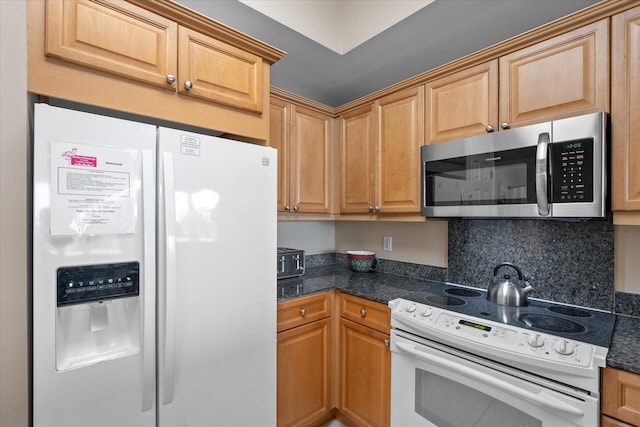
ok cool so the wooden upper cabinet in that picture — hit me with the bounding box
[612,5,640,213]
[499,19,609,128]
[290,105,332,214]
[341,104,376,213]
[339,86,423,214]
[178,26,263,112]
[33,0,284,139]
[45,0,263,113]
[375,86,424,213]
[270,94,334,215]
[425,60,498,144]
[45,0,178,90]
[270,97,291,212]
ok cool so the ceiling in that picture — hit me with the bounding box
[237,0,435,55]
[176,0,600,108]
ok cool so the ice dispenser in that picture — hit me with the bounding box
[55,262,141,371]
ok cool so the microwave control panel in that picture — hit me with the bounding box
[56,261,139,306]
[551,138,593,203]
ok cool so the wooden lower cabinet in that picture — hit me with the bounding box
[277,318,332,427]
[277,292,333,427]
[339,318,390,427]
[277,291,391,427]
[338,293,391,427]
[602,367,640,427]
[602,415,635,427]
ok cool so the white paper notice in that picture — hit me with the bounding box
[50,141,137,235]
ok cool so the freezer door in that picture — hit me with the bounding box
[33,104,156,427]
[157,128,277,426]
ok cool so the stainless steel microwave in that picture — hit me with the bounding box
[421,112,607,218]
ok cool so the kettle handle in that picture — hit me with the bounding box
[494,262,523,280]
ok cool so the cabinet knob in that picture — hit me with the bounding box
[486,125,494,132]
[374,206,380,212]
[368,206,374,212]
[300,308,306,316]
[284,205,291,211]
[293,206,299,212]
[166,74,176,84]
[360,308,367,317]
[184,80,193,90]
[501,122,510,130]
[384,339,390,346]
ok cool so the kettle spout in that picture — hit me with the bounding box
[523,280,534,294]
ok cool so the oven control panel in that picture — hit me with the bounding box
[390,299,596,369]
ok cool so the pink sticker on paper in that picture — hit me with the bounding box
[70,155,97,167]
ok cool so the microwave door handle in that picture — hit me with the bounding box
[536,133,550,216]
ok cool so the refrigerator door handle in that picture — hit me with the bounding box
[141,150,155,412]
[161,152,178,405]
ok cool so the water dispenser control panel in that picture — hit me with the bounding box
[57,261,140,306]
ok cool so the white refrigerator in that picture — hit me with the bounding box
[33,104,277,427]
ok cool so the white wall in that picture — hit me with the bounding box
[278,220,448,267]
[615,226,640,293]
[335,221,447,267]
[0,1,29,426]
[277,221,336,254]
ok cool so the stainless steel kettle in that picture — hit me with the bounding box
[486,262,533,306]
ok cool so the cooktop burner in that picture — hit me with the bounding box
[424,295,465,306]
[399,284,615,348]
[546,305,593,317]
[518,313,586,334]
[444,287,482,297]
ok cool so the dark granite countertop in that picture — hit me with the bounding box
[278,265,640,375]
[606,315,640,374]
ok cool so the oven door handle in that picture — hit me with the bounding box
[395,341,584,418]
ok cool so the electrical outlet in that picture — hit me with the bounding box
[383,236,392,251]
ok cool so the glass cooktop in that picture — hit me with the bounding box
[400,285,615,348]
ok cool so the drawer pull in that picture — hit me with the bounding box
[300,308,306,316]
[360,308,367,317]
[384,339,390,346]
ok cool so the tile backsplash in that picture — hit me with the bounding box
[301,218,636,314]
[447,219,615,311]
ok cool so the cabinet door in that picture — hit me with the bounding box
[339,318,390,427]
[45,0,177,90]
[178,26,263,112]
[290,106,332,213]
[376,86,424,213]
[602,367,640,426]
[612,6,640,211]
[499,19,609,128]
[425,60,498,144]
[277,318,332,427]
[601,415,635,427]
[270,98,291,212]
[341,104,376,213]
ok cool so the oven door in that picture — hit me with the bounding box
[390,330,598,427]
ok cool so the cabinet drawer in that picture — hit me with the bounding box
[339,293,390,334]
[603,367,640,426]
[278,292,332,332]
